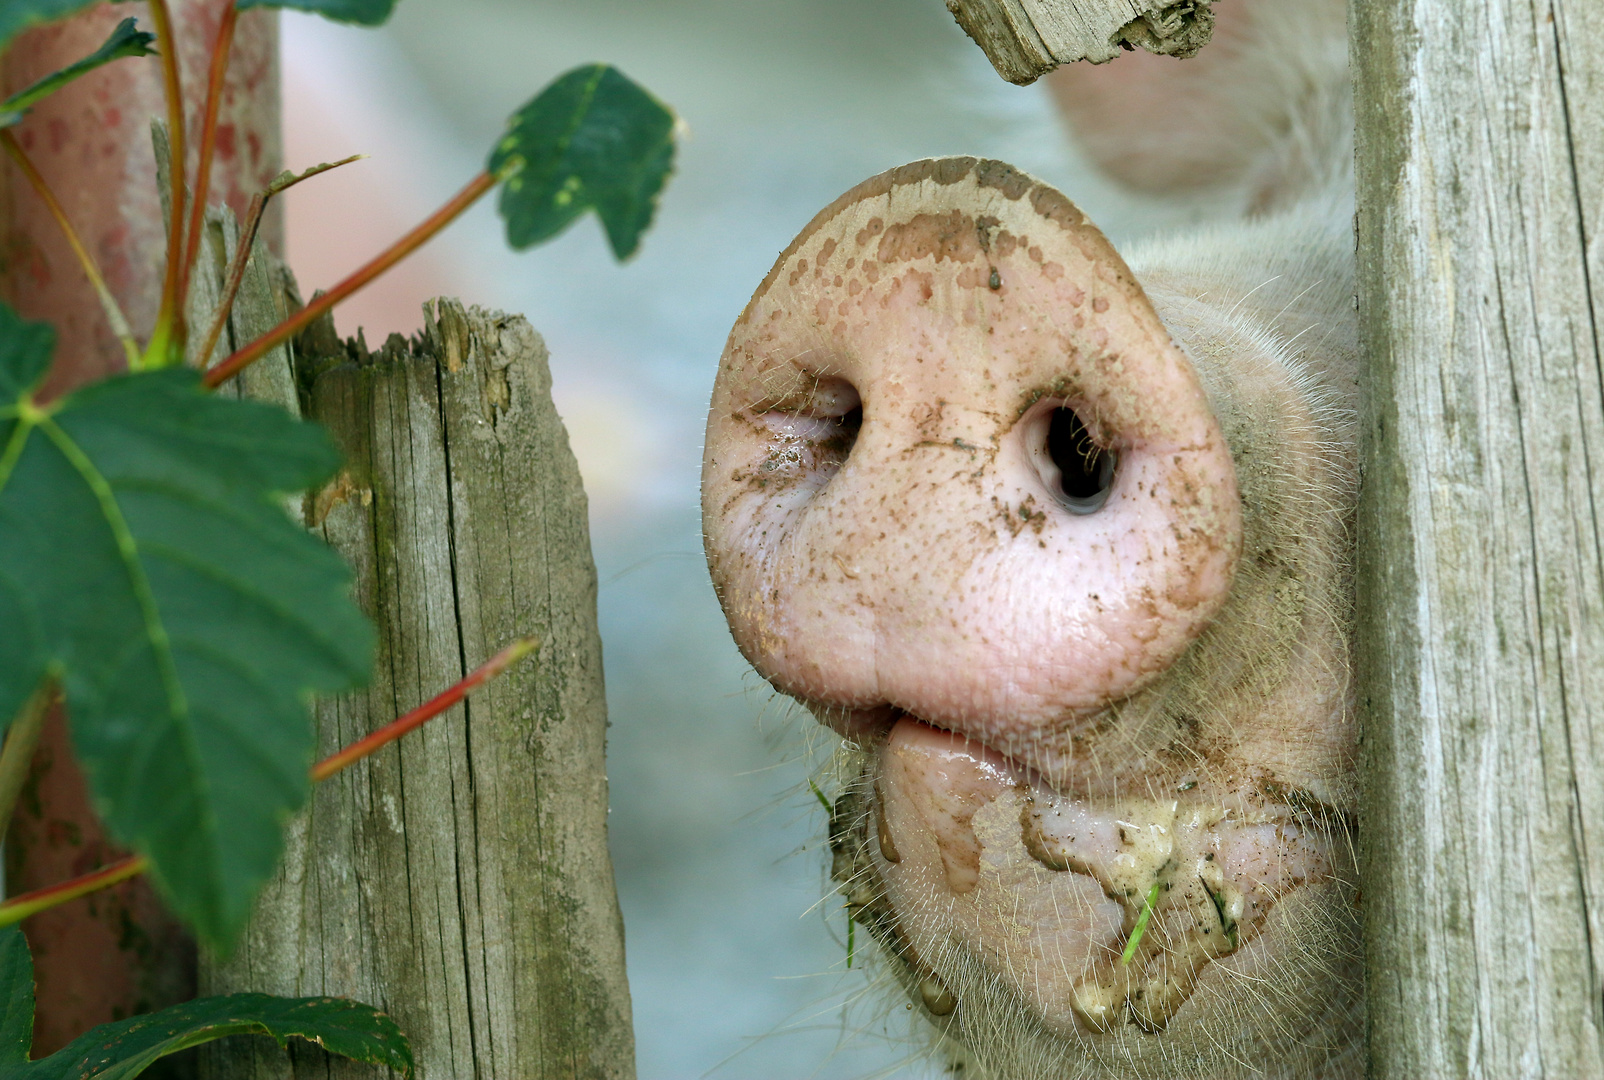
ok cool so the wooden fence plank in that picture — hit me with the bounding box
[1353,1,1604,1074]
[202,301,635,1080]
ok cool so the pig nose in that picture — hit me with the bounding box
[1027,400,1118,514]
[703,158,1242,751]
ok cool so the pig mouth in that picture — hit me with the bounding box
[823,710,1349,1041]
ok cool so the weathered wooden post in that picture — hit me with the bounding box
[945,0,1216,82]
[1352,2,1604,1076]
[200,297,635,1079]
[8,6,638,1072]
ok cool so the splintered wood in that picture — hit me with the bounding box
[946,0,1215,83]
[202,300,635,1080]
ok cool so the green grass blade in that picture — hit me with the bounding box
[1121,880,1163,965]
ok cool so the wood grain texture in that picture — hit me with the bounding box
[200,301,634,1079]
[1353,1,1604,1075]
[946,0,1215,83]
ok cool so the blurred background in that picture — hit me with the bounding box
[278,4,1199,1076]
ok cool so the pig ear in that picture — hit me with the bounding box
[1043,0,1349,212]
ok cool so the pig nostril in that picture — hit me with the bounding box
[807,401,861,463]
[839,404,863,440]
[757,378,862,484]
[1046,407,1116,513]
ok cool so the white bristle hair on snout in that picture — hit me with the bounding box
[705,0,1365,1076]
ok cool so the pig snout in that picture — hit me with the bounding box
[704,158,1360,1079]
[704,158,1241,759]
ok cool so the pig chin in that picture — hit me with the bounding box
[823,717,1355,1065]
[813,652,1359,1078]
[704,158,1361,1078]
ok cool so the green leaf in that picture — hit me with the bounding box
[34,996,414,1080]
[489,63,677,261]
[0,314,53,730]
[0,303,373,950]
[0,0,98,53]
[0,18,156,128]
[234,0,397,25]
[0,930,32,1070]
[0,924,413,1079]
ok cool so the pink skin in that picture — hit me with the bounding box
[876,719,1335,1037]
[704,157,1357,1071]
[705,160,1241,771]
[1044,3,1272,196]
[1044,0,1349,215]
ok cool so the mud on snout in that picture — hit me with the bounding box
[702,158,1361,1080]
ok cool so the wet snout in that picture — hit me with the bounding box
[703,158,1242,758]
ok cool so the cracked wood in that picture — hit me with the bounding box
[201,300,634,1080]
[946,0,1216,82]
[1354,1,1604,1076]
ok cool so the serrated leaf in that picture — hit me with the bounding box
[489,63,676,260]
[0,0,99,53]
[0,18,156,128]
[0,925,413,1079]
[33,995,414,1080]
[0,303,373,950]
[235,0,396,25]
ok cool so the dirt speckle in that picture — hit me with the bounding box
[877,210,987,265]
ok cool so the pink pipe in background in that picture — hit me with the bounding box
[0,0,280,1059]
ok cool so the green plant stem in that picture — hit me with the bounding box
[203,168,502,389]
[144,0,188,370]
[0,130,140,368]
[179,3,238,313]
[0,678,55,840]
[0,638,538,926]
[312,637,537,782]
[195,154,365,369]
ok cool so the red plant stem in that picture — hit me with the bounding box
[204,169,499,388]
[145,0,189,365]
[0,638,537,927]
[312,637,538,782]
[196,154,365,369]
[0,130,139,367]
[180,3,238,309]
[0,855,148,928]
[193,190,265,367]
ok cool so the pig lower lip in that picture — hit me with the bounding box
[710,154,1364,1073]
[855,717,1338,1037]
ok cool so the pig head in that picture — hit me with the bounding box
[702,8,1359,1078]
